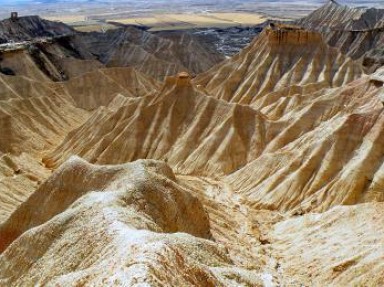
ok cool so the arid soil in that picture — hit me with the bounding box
[0,1,384,286]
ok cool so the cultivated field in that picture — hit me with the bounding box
[42,11,268,32]
[109,12,267,31]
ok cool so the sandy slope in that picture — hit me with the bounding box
[1,4,384,286]
[195,27,363,107]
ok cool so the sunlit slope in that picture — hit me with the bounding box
[0,157,266,287]
[44,73,270,177]
[195,27,363,107]
[227,76,384,213]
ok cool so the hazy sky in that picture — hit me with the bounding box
[0,0,383,23]
[0,0,382,6]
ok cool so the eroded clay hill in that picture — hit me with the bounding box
[76,26,225,80]
[0,16,74,43]
[296,1,384,72]
[43,73,269,176]
[0,17,224,82]
[1,5,384,287]
[296,1,384,31]
[195,26,363,107]
[0,157,267,286]
[0,66,159,222]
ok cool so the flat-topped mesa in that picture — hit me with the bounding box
[266,24,323,45]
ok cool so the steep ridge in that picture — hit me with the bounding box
[0,40,102,82]
[43,73,271,177]
[0,64,161,221]
[295,1,384,72]
[0,74,88,155]
[324,26,384,72]
[195,26,363,107]
[0,73,90,221]
[57,67,160,110]
[0,50,53,81]
[0,18,224,82]
[0,157,266,286]
[76,26,225,80]
[0,153,50,223]
[0,16,74,43]
[28,37,103,80]
[1,4,384,286]
[44,69,384,214]
[296,1,384,32]
[227,75,384,213]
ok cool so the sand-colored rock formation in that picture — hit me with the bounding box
[0,65,163,222]
[76,26,225,80]
[0,16,74,43]
[0,157,267,287]
[0,153,50,223]
[0,73,90,222]
[270,202,384,286]
[1,4,384,286]
[43,72,269,176]
[58,67,160,110]
[296,1,384,32]
[195,27,363,107]
[0,80,84,154]
[295,1,384,73]
[227,76,384,213]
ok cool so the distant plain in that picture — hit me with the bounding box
[1,0,384,32]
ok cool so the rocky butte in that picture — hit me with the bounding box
[0,1,384,286]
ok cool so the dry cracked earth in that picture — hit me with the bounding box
[0,1,384,286]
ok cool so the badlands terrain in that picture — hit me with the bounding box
[1,1,384,286]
